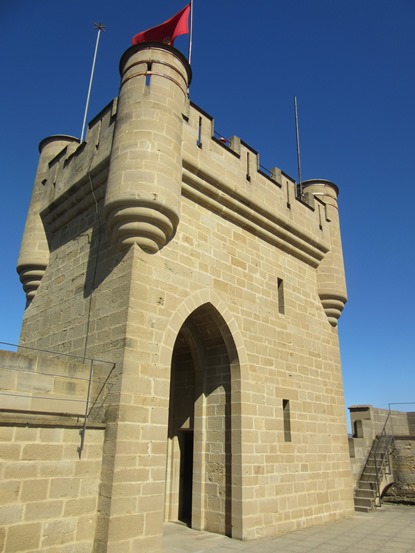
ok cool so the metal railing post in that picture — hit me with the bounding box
[78,359,94,458]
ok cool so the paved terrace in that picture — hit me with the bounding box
[164,505,415,553]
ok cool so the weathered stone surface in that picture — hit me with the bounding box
[384,439,415,504]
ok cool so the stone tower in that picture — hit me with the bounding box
[5,42,354,552]
[17,135,79,302]
[105,44,190,253]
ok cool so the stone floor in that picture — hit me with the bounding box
[163,505,415,552]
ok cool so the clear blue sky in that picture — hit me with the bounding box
[1,0,414,419]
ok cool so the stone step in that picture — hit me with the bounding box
[354,496,374,510]
[366,458,387,467]
[361,471,376,479]
[355,488,376,499]
[368,449,389,459]
[355,505,372,513]
[358,481,376,491]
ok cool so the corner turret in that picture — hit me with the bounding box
[303,179,347,327]
[104,43,191,253]
[16,135,79,302]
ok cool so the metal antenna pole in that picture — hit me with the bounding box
[294,96,303,198]
[188,1,193,66]
[80,22,106,143]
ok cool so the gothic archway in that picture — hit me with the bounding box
[164,302,240,537]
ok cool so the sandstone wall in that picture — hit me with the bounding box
[15,133,354,547]
[384,438,415,504]
[0,349,110,553]
[0,422,105,553]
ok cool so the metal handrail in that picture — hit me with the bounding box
[0,341,114,367]
[79,360,94,458]
[388,402,415,437]
[213,130,230,147]
[0,342,115,457]
[373,412,393,506]
[0,364,105,384]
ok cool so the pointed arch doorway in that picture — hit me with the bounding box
[164,303,241,538]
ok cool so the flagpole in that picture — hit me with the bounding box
[294,96,303,198]
[188,1,193,65]
[80,22,106,143]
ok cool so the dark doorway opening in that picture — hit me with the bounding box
[179,431,194,525]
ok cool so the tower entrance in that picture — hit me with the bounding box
[179,430,194,525]
[165,303,237,537]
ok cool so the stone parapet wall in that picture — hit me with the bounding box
[0,349,109,552]
[349,405,413,442]
[371,407,412,437]
[40,100,116,219]
[182,102,330,269]
[0,419,105,553]
[0,349,114,422]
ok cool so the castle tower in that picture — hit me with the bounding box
[6,41,355,553]
[16,135,79,301]
[104,43,191,253]
[303,179,348,326]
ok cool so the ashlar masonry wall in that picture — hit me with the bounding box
[0,350,107,553]
[0,423,105,553]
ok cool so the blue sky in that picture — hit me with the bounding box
[1,0,414,419]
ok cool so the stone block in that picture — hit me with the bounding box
[39,427,64,443]
[21,444,63,461]
[108,514,144,541]
[61,542,92,553]
[0,443,21,460]
[39,461,74,478]
[5,522,42,552]
[21,478,49,502]
[74,460,103,477]
[79,477,100,497]
[64,497,97,517]
[4,461,39,479]
[41,518,77,547]
[25,500,64,521]
[49,477,80,499]
[75,514,97,541]
[0,426,14,441]
[0,504,24,525]
[0,480,20,502]
[14,426,39,442]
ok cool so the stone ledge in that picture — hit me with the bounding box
[0,410,106,429]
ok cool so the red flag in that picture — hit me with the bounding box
[132,4,191,46]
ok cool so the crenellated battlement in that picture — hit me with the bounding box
[182,100,332,267]
[37,90,330,265]
[43,96,299,221]
[40,99,117,227]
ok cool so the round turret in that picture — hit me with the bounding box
[302,179,347,327]
[17,135,79,303]
[104,43,192,253]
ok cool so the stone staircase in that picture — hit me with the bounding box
[354,435,394,512]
